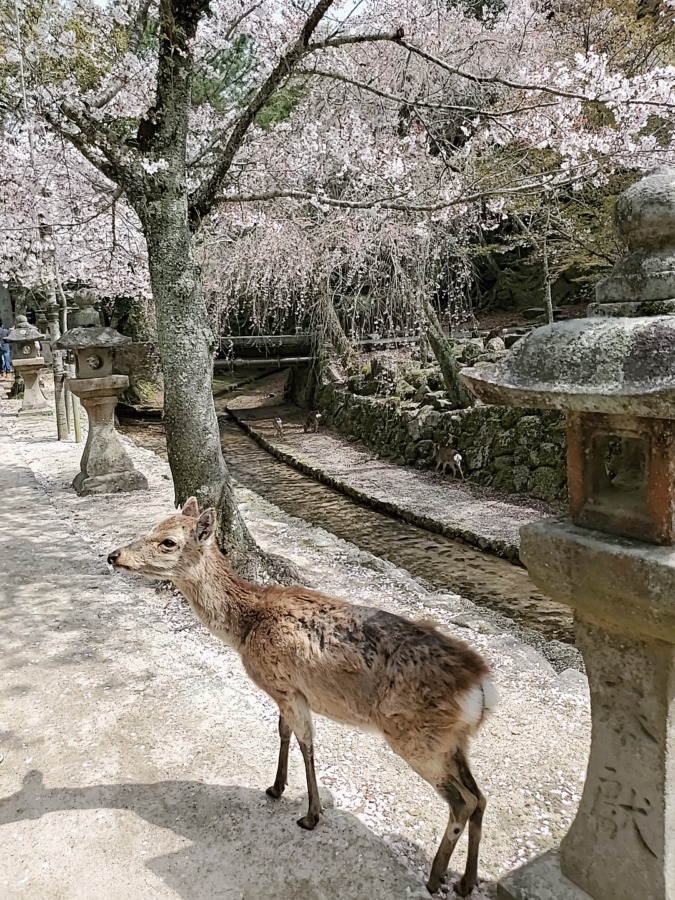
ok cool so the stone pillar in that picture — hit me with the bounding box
[71,375,147,494]
[56,326,148,496]
[588,168,675,318]
[459,169,675,900]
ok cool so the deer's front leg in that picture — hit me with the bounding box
[266,714,292,800]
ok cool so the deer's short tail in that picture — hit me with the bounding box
[457,676,499,731]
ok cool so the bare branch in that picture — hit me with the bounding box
[296,66,560,119]
[42,108,121,184]
[306,28,404,52]
[188,4,406,227]
[218,179,583,212]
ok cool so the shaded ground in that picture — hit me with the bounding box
[1,394,590,899]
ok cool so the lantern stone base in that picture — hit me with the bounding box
[73,470,148,496]
[498,851,591,900]
[13,360,51,416]
[70,375,148,496]
[517,518,675,900]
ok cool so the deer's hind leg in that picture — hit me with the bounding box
[455,751,486,897]
[426,752,482,896]
[266,714,292,800]
[280,693,322,831]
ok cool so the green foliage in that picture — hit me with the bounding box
[452,0,506,20]
[255,83,305,131]
[192,33,257,112]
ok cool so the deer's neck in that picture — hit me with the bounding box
[173,550,257,650]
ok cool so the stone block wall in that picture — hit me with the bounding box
[316,382,567,504]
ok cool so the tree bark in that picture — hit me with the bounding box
[129,1,296,582]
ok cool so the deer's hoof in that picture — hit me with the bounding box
[266,784,283,800]
[296,813,320,830]
[455,876,476,897]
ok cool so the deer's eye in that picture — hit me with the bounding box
[160,539,178,550]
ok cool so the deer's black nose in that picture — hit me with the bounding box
[107,549,121,565]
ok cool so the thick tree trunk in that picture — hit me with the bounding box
[123,1,300,583]
[143,209,297,582]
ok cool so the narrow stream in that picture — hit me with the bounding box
[120,410,573,645]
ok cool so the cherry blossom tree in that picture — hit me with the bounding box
[1,0,673,574]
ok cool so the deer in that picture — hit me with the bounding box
[303,411,321,434]
[272,417,285,438]
[435,446,465,480]
[107,499,497,896]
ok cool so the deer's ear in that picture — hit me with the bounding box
[195,508,216,544]
[181,497,200,518]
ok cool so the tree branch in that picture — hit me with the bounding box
[218,178,583,212]
[89,0,154,109]
[306,28,404,52]
[296,66,559,119]
[399,38,675,109]
[188,0,339,227]
[42,108,121,184]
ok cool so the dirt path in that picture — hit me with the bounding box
[0,402,590,899]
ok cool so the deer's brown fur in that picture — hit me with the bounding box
[435,446,464,480]
[108,498,497,895]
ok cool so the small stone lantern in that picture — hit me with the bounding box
[460,172,675,900]
[7,315,52,416]
[56,326,148,495]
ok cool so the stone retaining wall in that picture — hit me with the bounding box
[316,382,568,504]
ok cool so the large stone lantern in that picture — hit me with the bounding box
[7,315,51,416]
[461,334,675,895]
[56,326,148,495]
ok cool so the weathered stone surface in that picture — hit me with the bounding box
[461,316,675,418]
[560,622,675,900]
[593,169,675,308]
[498,850,593,900]
[12,360,51,416]
[317,381,566,504]
[484,170,675,900]
[528,467,565,502]
[68,367,148,496]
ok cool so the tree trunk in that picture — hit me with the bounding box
[419,296,474,409]
[143,207,298,582]
[125,1,298,583]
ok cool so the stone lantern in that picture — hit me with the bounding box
[588,168,675,318]
[460,172,675,900]
[56,326,148,495]
[7,315,51,416]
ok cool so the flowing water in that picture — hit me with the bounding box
[120,410,573,645]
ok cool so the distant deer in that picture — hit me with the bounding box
[435,446,465,480]
[272,417,284,438]
[303,411,321,434]
[108,499,497,896]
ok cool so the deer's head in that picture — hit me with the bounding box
[107,498,216,582]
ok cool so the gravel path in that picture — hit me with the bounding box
[0,398,590,899]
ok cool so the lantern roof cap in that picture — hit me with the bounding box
[56,326,130,351]
[7,315,46,342]
[460,316,675,417]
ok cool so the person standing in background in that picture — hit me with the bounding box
[0,319,11,377]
